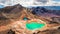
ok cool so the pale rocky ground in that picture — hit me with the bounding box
[0,19,60,34]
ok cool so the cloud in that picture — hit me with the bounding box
[0,0,60,7]
[35,0,48,3]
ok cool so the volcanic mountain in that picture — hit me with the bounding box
[0,4,60,34]
[0,4,44,34]
[30,7,60,24]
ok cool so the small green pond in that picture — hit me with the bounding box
[26,22,45,30]
[23,17,28,20]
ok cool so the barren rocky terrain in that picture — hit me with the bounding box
[0,4,60,34]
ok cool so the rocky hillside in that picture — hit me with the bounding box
[31,6,60,16]
[30,7,60,24]
[0,4,25,26]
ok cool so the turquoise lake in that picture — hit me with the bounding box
[26,22,45,30]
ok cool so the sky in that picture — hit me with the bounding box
[53,0,60,2]
[0,0,60,7]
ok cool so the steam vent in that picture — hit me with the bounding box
[0,4,60,34]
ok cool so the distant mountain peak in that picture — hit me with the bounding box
[14,4,22,6]
[14,4,23,8]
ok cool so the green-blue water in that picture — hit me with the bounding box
[23,17,28,20]
[26,22,45,30]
